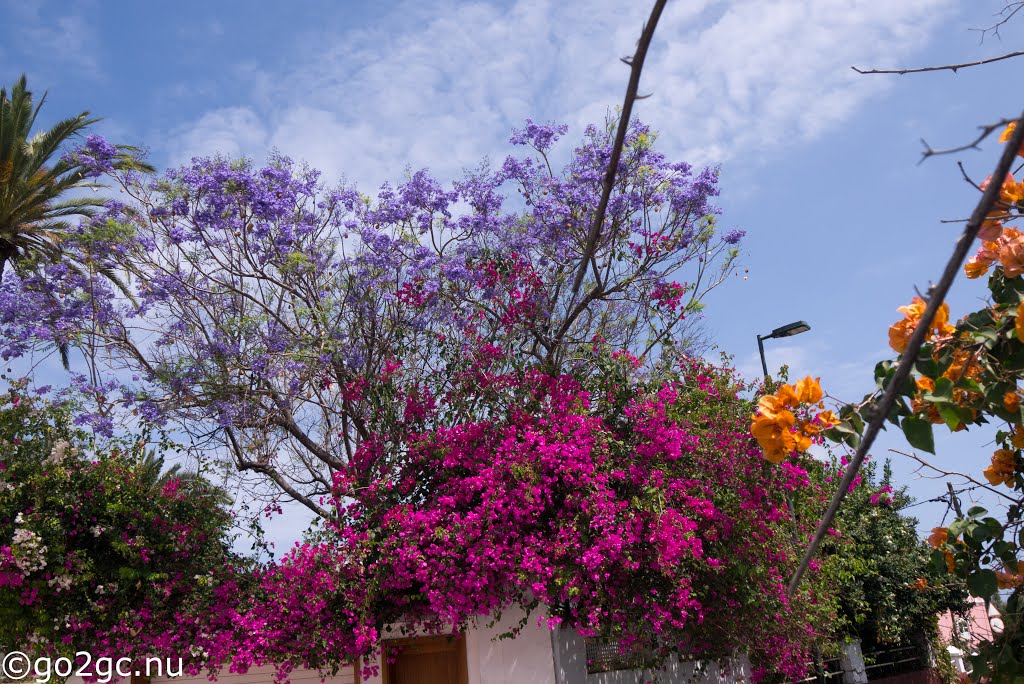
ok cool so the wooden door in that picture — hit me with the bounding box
[383,635,468,684]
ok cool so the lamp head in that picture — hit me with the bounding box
[768,321,810,339]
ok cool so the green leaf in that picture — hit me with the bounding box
[966,569,998,599]
[966,506,989,518]
[936,403,962,430]
[901,416,935,453]
[874,361,893,390]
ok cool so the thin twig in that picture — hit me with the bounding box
[852,51,1024,75]
[892,448,1021,505]
[919,119,1015,164]
[971,1,1024,42]
[566,0,668,305]
[786,108,1024,598]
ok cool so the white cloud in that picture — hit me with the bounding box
[171,0,955,189]
[169,107,268,167]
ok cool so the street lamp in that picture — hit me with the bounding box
[757,320,811,379]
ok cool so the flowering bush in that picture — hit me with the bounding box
[217,359,832,681]
[0,383,243,660]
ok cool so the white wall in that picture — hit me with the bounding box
[360,605,555,684]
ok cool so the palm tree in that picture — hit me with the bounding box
[134,448,234,508]
[0,74,152,276]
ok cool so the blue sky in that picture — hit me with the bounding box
[4,0,1024,550]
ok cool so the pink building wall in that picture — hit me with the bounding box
[938,596,994,649]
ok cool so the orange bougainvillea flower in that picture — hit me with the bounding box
[752,379,833,463]
[1001,175,1024,206]
[983,449,1017,486]
[983,172,1024,206]
[999,120,1024,158]
[1005,390,1021,414]
[998,232,1024,278]
[944,551,956,573]
[915,376,935,393]
[1012,427,1024,449]
[751,408,798,464]
[793,431,812,453]
[795,376,823,404]
[756,394,783,419]
[964,255,991,279]
[816,410,839,427]
[910,577,928,591]
[889,318,915,354]
[1016,302,1024,343]
[928,527,948,548]
[978,212,1005,241]
[911,398,944,425]
[889,298,955,353]
[995,562,1024,589]
[943,349,982,384]
[898,298,927,320]
[775,383,800,408]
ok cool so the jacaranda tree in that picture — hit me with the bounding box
[0,117,741,519]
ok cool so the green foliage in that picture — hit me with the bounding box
[0,380,241,654]
[815,458,968,650]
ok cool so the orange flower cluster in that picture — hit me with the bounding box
[927,528,958,572]
[1004,390,1021,413]
[910,348,985,427]
[911,376,943,425]
[750,377,837,464]
[995,561,1024,590]
[928,527,948,548]
[888,297,955,353]
[965,225,1024,279]
[965,169,1024,278]
[984,448,1019,486]
[999,121,1024,159]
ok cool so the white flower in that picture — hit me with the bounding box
[44,440,69,466]
[47,575,73,591]
[10,527,47,575]
[90,525,105,537]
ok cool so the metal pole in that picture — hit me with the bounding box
[757,335,769,379]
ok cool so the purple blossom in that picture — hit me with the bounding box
[62,134,119,178]
[723,229,746,244]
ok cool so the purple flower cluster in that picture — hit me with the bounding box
[62,134,119,178]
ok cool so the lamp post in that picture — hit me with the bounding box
[756,320,811,380]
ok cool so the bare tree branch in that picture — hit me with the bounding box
[852,50,1024,75]
[786,107,1024,598]
[890,448,1020,505]
[918,118,1016,164]
[566,0,668,305]
[971,1,1024,42]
